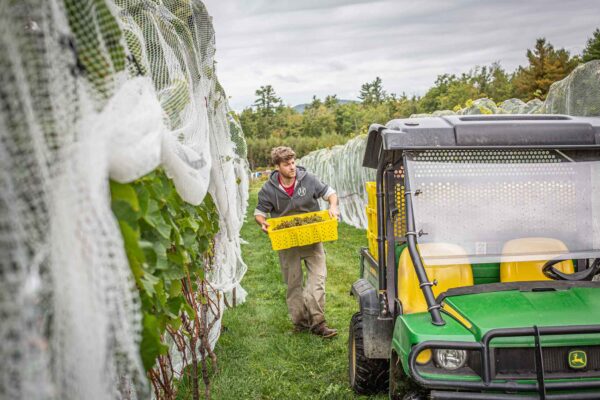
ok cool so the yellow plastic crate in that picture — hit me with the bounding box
[366,206,377,236]
[368,231,378,260]
[366,182,386,260]
[365,181,377,209]
[267,210,338,251]
[367,232,388,261]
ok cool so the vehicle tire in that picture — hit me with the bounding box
[348,312,389,394]
[389,350,428,400]
[389,349,404,400]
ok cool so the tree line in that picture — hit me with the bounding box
[241,31,600,168]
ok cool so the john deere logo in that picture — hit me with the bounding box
[568,350,587,369]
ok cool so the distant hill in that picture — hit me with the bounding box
[292,99,358,113]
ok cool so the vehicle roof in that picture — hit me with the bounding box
[363,114,600,169]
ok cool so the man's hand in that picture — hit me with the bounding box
[328,205,340,220]
[255,214,270,234]
[261,221,270,233]
[327,193,340,220]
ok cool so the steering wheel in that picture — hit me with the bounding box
[542,257,600,281]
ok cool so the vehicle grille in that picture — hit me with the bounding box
[493,346,600,379]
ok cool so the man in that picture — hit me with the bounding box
[254,146,339,338]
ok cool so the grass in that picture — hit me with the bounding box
[208,181,386,399]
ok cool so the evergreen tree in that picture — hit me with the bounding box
[392,94,421,118]
[253,85,281,115]
[306,95,322,110]
[323,94,339,109]
[358,77,387,105]
[470,65,491,94]
[248,85,284,138]
[486,62,513,101]
[512,38,580,101]
[582,28,600,62]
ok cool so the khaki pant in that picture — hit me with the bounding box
[278,242,327,329]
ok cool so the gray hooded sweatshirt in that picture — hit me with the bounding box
[254,166,335,218]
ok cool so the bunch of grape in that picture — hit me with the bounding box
[272,215,324,231]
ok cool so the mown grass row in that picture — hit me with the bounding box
[208,181,385,399]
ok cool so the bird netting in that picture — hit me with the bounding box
[543,60,600,116]
[301,61,600,230]
[299,136,375,228]
[0,0,248,399]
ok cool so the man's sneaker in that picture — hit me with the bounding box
[311,322,337,338]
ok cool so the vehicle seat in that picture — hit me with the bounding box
[398,243,473,314]
[500,238,574,282]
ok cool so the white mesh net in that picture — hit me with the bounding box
[301,61,600,230]
[1,0,248,398]
[543,60,600,116]
[299,136,375,228]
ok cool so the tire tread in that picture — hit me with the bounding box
[348,312,389,394]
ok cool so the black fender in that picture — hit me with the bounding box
[351,279,393,359]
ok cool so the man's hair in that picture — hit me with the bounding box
[271,146,296,166]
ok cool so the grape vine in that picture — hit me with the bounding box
[111,170,220,399]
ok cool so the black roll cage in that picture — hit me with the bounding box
[366,116,600,326]
[373,150,444,324]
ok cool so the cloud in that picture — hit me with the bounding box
[245,0,385,15]
[328,61,347,71]
[274,73,302,84]
[205,0,600,111]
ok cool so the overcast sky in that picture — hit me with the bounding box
[204,0,600,111]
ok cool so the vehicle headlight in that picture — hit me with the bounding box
[433,349,467,370]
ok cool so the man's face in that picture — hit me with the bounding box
[276,158,296,179]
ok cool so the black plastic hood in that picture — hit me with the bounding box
[362,115,600,169]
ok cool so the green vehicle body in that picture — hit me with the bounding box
[349,115,600,399]
[395,287,600,375]
[360,255,600,373]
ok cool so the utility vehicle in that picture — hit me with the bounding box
[348,115,600,399]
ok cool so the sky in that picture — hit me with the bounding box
[204,0,600,111]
